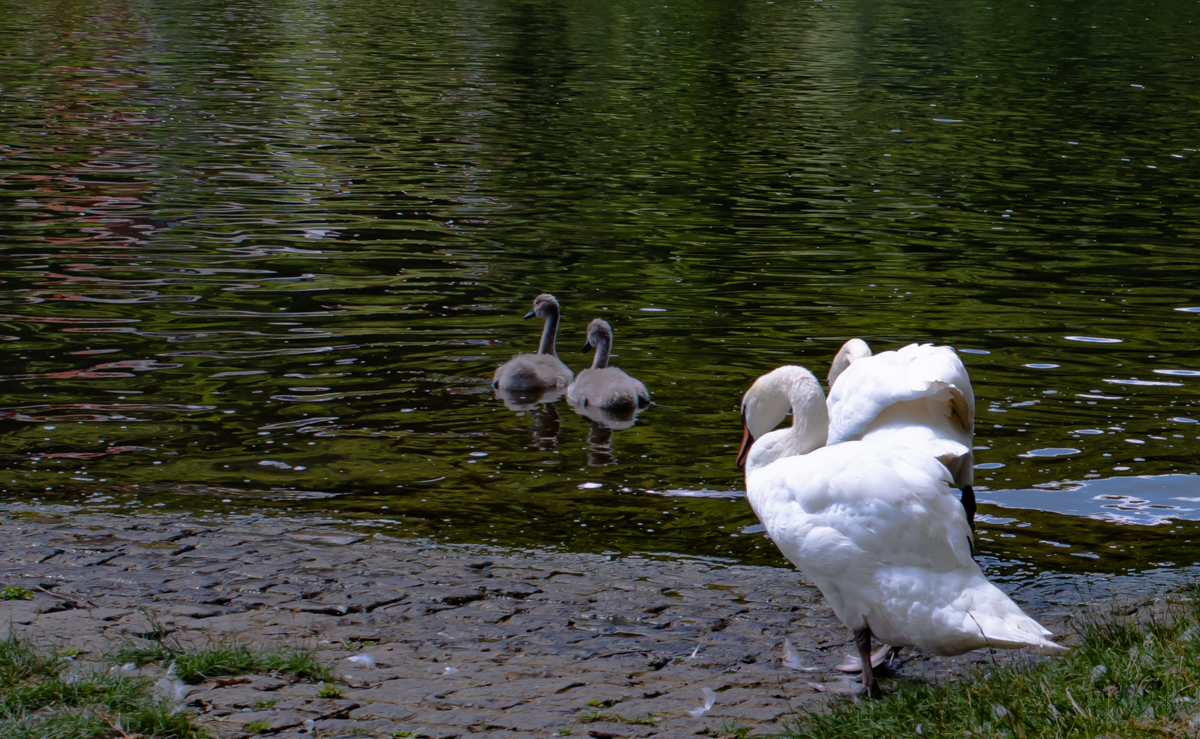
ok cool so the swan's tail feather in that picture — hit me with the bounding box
[968,609,1064,651]
[957,577,1064,652]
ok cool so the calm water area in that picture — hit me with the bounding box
[2,0,1200,592]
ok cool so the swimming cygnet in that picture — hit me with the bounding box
[493,294,574,392]
[567,319,650,413]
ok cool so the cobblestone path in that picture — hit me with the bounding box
[0,509,1066,738]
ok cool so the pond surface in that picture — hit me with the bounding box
[2,0,1200,583]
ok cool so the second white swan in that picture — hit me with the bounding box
[738,366,1059,696]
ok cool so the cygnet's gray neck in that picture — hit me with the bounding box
[537,307,560,355]
[591,337,610,369]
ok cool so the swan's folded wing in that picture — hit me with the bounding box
[858,424,974,484]
[827,344,974,445]
[754,441,975,572]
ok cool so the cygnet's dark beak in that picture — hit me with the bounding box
[735,409,753,470]
[581,339,592,352]
[523,308,537,319]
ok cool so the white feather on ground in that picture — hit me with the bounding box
[781,637,820,671]
[687,687,717,717]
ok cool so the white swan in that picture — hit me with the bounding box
[493,294,574,392]
[827,342,977,529]
[737,366,1060,696]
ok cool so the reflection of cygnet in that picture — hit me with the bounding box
[493,294,573,392]
[573,400,641,430]
[491,388,561,448]
[567,319,650,416]
[584,420,615,466]
[493,386,564,412]
[529,402,561,451]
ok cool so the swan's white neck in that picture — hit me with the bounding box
[828,338,871,388]
[740,366,828,473]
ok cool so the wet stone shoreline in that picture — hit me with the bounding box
[0,508,1069,738]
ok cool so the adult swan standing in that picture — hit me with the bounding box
[737,366,1059,697]
[493,294,574,393]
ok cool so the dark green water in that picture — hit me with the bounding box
[2,0,1200,585]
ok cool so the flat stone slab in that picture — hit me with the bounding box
[0,507,1071,738]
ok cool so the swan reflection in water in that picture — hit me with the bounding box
[494,384,648,461]
[494,387,563,450]
[572,398,648,466]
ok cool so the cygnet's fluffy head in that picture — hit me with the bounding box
[583,318,613,349]
[524,293,561,319]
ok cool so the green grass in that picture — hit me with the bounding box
[718,720,754,738]
[784,588,1200,738]
[113,640,331,684]
[316,681,343,698]
[577,710,659,725]
[1,619,335,739]
[0,634,205,739]
[110,618,331,685]
[1,586,34,601]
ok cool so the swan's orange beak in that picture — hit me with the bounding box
[735,411,752,470]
